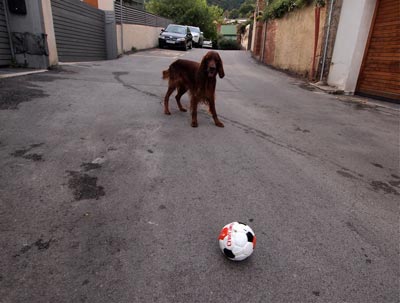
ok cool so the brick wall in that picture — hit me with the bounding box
[253,21,264,57]
[252,3,328,78]
[263,20,276,65]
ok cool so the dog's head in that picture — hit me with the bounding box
[200,51,225,79]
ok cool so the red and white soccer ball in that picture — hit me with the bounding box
[218,222,256,261]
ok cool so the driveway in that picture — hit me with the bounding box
[0,49,399,303]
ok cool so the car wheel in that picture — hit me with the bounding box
[183,42,188,51]
[189,41,192,49]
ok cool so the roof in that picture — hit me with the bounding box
[220,24,237,36]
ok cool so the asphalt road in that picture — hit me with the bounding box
[0,49,399,303]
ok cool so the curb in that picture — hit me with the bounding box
[0,69,48,79]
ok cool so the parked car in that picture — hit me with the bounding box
[188,26,204,48]
[202,39,212,49]
[159,24,193,51]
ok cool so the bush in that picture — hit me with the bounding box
[218,38,241,50]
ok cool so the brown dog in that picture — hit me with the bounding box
[162,51,225,127]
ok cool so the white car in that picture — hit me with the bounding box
[202,40,212,48]
[188,26,204,48]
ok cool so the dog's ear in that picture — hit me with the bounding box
[199,54,209,73]
[216,53,225,79]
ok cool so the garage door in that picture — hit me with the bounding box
[357,0,400,102]
[0,0,12,66]
[51,0,106,62]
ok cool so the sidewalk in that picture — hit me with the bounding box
[309,82,400,111]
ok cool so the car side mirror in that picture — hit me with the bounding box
[161,29,165,32]
[200,32,203,35]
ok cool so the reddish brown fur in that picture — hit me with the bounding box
[162,51,225,127]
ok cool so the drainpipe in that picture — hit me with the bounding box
[311,4,321,80]
[319,0,335,83]
[120,0,123,54]
[2,0,15,61]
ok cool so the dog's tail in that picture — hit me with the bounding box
[162,69,169,80]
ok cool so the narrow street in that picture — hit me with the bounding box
[0,49,399,303]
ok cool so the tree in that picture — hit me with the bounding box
[207,0,246,11]
[238,0,255,18]
[228,9,239,19]
[145,0,223,40]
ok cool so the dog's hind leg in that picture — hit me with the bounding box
[164,85,175,115]
[175,86,188,112]
[190,96,198,127]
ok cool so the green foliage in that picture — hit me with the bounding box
[225,0,255,19]
[228,8,239,19]
[217,38,241,50]
[207,0,246,11]
[237,0,256,18]
[263,0,325,21]
[145,0,223,40]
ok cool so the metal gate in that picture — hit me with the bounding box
[51,0,106,62]
[0,0,12,66]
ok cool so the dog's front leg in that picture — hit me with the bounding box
[208,97,224,127]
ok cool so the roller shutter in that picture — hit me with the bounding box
[0,0,12,66]
[357,0,400,102]
[51,0,106,62]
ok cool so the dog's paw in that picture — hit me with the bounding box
[191,121,198,128]
[164,111,171,115]
[180,108,187,112]
[215,121,224,128]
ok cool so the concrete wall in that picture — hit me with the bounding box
[6,0,49,68]
[98,0,114,11]
[116,24,163,53]
[262,4,327,77]
[240,24,250,50]
[327,0,377,94]
[83,0,114,11]
[317,0,343,82]
[250,12,257,52]
[41,0,58,66]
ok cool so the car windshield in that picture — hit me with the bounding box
[166,25,186,35]
[189,27,200,33]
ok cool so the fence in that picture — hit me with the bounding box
[114,2,172,28]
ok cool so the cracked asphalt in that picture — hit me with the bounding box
[0,49,399,303]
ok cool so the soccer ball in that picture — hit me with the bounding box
[218,222,256,261]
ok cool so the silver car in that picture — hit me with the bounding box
[188,26,204,48]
